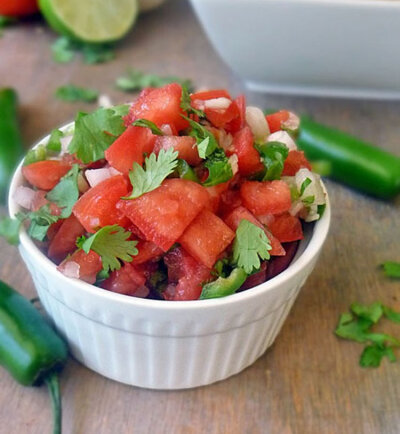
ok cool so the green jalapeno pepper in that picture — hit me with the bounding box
[0,280,68,434]
[200,267,247,300]
[0,89,24,202]
[297,117,400,199]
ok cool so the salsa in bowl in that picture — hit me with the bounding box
[8,84,330,388]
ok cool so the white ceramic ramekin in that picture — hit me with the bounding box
[189,0,400,99]
[8,130,330,390]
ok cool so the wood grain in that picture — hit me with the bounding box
[1,1,400,433]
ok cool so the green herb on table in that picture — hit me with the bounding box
[233,220,272,275]
[382,261,400,279]
[55,84,99,103]
[116,69,193,92]
[335,302,400,368]
[123,148,179,200]
[77,225,138,273]
[0,216,21,245]
[51,36,115,65]
[68,107,126,164]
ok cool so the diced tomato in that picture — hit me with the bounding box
[282,150,312,176]
[268,213,303,243]
[130,240,163,265]
[101,263,148,297]
[22,160,71,191]
[0,0,38,17]
[230,126,264,176]
[105,126,157,174]
[58,249,102,285]
[205,101,240,129]
[205,181,230,213]
[179,209,235,268]
[153,136,201,166]
[266,110,290,133]
[240,180,292,215]
[223,206,285,256]
[46,220,63,242]
[218,187,243,217]
[73,175,130,233]
[225,95,246,133]
[48,215,86,264]
[163,246,211,301]
[31,190,62,216]
[241,262,267,290]
[117,179,209,251]
[124,83,189,131]
[190,89,231,102]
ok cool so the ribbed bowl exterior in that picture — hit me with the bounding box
[9,127,330,390]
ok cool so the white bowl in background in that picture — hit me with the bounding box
[189,0,400,99]
[8,128,330,390]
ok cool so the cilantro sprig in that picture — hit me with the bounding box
[77,225,138,273]
[124,148,179,200]
[180,85,205,118]
[256,141,289,181]
[183,116,218,158]
[68,107,126,163]
[132,119,164,136]
[202,148,233,187]
[335,302,400,368]
[16,205,60,242]
[382,261,400,279]
[233,220,272,274]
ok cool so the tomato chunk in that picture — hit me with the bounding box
[230,126,264,176]
[124,83,189,131]
[205,101,240,129]
[48,215,86,264]
[179,209,235,268]
[73,175,130,233]
[268,213,303,243]
[105,126,156,174]
[266,110,290,133]
[130,240,163,265]
[101,263,148,297]
[190,89,231,101]
[282,150,312,176]
[205,182,230,213]
[163,246,211,301]
[224,206,285,256]
[22,160,71,191]
[117,179,209,251]
[225,94,246,133]
[31,190,62,215]
[153,136,201,166]
[58,249,102,284]
[240,180,292,215]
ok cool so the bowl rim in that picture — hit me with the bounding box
[8,124,331,313]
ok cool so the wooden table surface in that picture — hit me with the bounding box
[1,1,400,433]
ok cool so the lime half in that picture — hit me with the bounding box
[39,0,139,43]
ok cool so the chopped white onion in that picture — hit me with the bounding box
[245,106,270,142]
[282,111,300,132]
[192,99,205,111]
[218,129,233,152]
[60,135,73,154]
[13,186,36,210]
[160,124,173,136]
[267,131,297,151]
[289,200,305,217]
[85,168,120,188]
[204,97,232,110]
[228,154,239,176]
[60,262,80,279]
[98,94,113,108]
[295,168,325,205]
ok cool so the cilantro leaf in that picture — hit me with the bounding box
[360,344,396,368]
[51,37,76,63]
[132,119,164,136]
[256,141,289,181]
[24,129,64,166]
[124,148,179,200]
[383,306,400,324]
[382,261,400,279]
[68,107,126,163]
[202,148,233,187]
[116,69,193,92]
[77,225,138,272]
[46,165,80,218]
[184,116,218,158]
[55,84,99,103]
[233,220,271,274]
[335,312,372,343]
[82,43,114,64]
[351,302,383,324]
[0,216,21,245]
[180,85,205,118]
[17,205,59,242]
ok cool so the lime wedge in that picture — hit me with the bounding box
[39,0,139,43]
